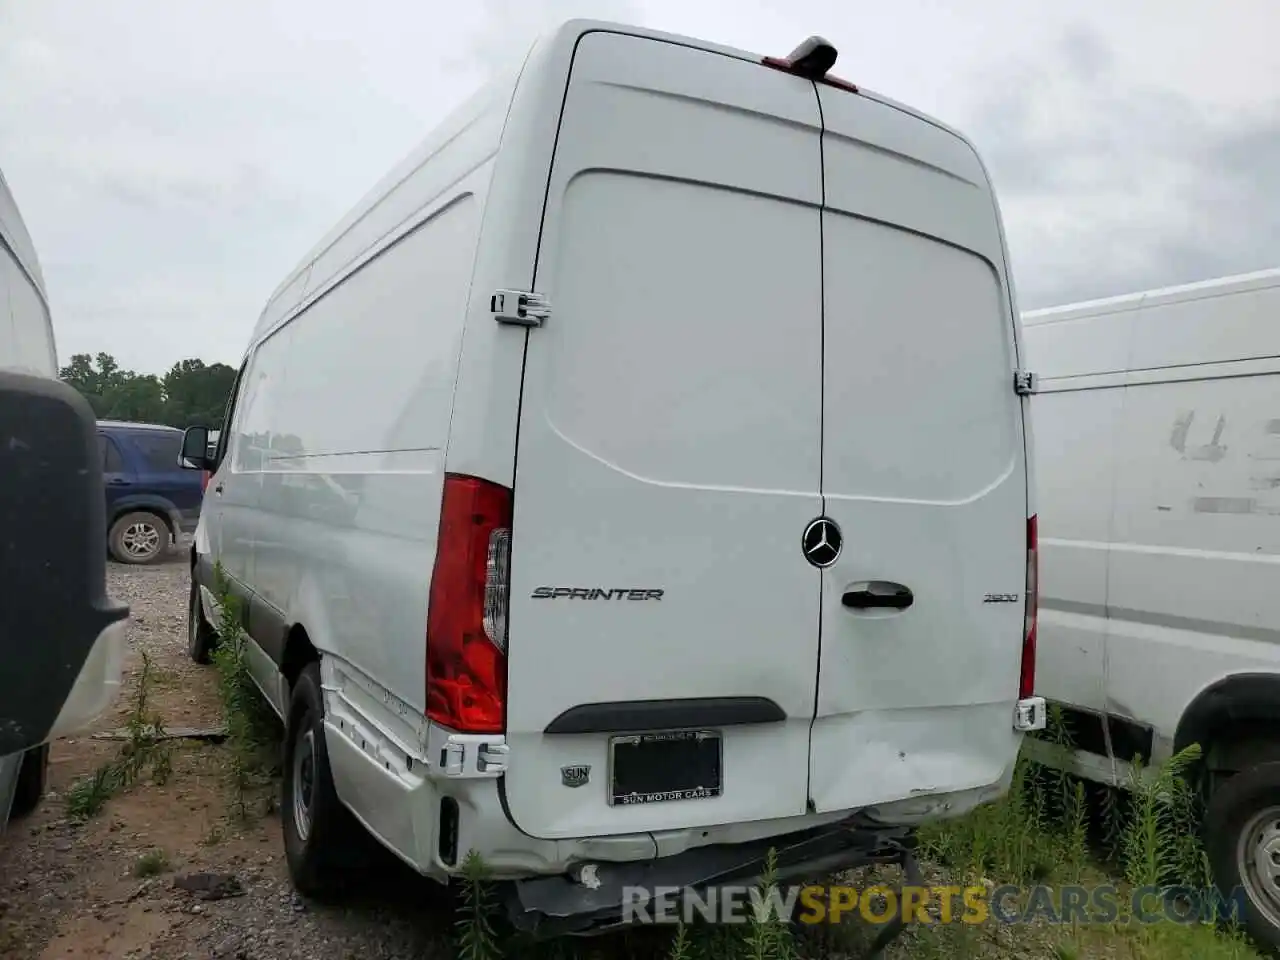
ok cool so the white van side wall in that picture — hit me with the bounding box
[1026,269,1280,771]
[0,172,57,378]
[216,68,522,869]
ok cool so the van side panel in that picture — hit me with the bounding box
[237,182,488,726]
[1026,384,1122,714]
[1026,271,1280,762]
[1022,304,1138,717]
[443,34,574,488]
[809,88,1029,814]
[0,240,57,378]
[1106,360,1280,739]
[503,31,826,839]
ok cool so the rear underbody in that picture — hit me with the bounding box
[503,813,922,940]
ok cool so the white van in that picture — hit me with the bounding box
[180,21,1043,933]
[1023,266,1280,948]
[0,167,129,826]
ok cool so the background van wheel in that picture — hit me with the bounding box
[1205,760,1280,952]
[282,661,369,901]
[188,578,218,664]
[109,511,169,565]
[9,743,50,819]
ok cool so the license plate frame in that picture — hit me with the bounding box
[607,728,723,806]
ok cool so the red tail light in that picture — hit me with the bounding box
[1020,515,1038,700]
[425,474,512,734]
[201,470,211,493]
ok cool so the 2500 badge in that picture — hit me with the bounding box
[531,587,665,601]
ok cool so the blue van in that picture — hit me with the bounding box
[98,420,204,564]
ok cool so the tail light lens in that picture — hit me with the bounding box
[1020,515,1038,700]
[201,470,211,493]
[425,474,512,734]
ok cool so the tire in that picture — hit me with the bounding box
[108,511,170,565]
[187,577,218,664]
[281,661,368,900]
[9,743,50,819]
[1205,760,1280,952]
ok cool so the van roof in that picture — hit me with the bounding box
[252,18,977,351]
[1022,266,1280,328]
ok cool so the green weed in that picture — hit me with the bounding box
[209,561,279,820]
[133,847,170,877]
[63,649,171,821]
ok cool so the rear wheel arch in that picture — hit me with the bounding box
[281,624,320,693]
[1174,673,1280,775]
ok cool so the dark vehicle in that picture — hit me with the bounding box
[99,420,204,564]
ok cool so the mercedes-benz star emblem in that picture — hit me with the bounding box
[802,517,843,568]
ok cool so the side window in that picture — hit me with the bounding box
[230,343,281,474]
[215,358,249,469]
[131,432,185,472]
[100,435,125,473]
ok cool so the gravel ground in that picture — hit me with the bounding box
[0,544,1052,960]
[0,546,456,960]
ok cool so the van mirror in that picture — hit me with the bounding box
[180,425,212,470]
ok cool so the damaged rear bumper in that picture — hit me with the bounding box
[503,815,916,937]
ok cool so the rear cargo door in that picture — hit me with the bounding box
[504,31,825,839]
[809,87,1029,813]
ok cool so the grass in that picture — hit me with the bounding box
[209,561,281,820]
[133,847,170,878]
[63,649,172,821]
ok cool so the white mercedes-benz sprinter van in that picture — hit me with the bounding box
[1023,267,1280,949]
[180,21,1043,933]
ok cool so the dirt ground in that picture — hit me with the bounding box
[0,548,457,960]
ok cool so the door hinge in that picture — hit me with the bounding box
[491,289,550,327]
[1013,370,1039,395]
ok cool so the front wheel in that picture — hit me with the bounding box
[1205,760,1280,951]
[281,661,369,901]
[108,511,170,565]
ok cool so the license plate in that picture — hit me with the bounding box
[608,729,723,805]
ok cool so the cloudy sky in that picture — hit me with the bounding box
[1,0,1277,375]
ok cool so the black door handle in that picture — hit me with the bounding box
[842,581,913,610]
[213,482,224,495]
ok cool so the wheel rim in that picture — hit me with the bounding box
[291,723,317,843]
[120,521,162,560]
[1237,805,1280,926]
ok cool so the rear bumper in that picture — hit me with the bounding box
[504,815,916,936]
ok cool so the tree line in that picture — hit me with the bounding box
[60,353,237,430]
